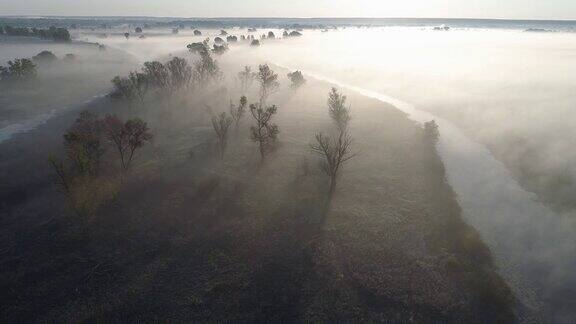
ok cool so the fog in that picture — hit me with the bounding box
[3,24,576,322]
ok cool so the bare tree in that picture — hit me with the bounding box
[104,115,153,172]
[229,95,248,130]
[328,87,351,132]
[211,112,233,159]
[250,103,279,162]
[256,64,279,106]
[310,132,355,195]
[238,66,256,93]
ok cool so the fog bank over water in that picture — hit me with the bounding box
[239,27,576,212]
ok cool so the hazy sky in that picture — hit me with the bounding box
[1,0,576,20]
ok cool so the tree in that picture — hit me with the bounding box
[250,39,260,47]
[229,95,248,130]
[32,50,57,64]
[187,39,209,54]
[128,71,149,103]
[124,32,130,40]
[212,44,228,55]
[111,76,137,107]
[424,120,440,144]
[226,35,238,42]
[310,131,355,195]
[328,88,351,132]
[211,112,233,159]
[103,115,153,172]
[287,70,306,89]
[63,111,105,176]
[135,27,143,33]
[268,31,275,38]
[283,30,289,37]
[167,56,193,91]
[220,29,228,36]
[250,104,279,162]
[193,29,202,36]
[238,66,256,93]
[0,59,37,82]
[256,64,279,106]
[214,36,224,44]
[192,46,222,87]
[143,61,171,94]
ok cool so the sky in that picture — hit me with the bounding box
[1,0,576,20]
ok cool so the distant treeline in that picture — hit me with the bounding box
[1,25,71,42]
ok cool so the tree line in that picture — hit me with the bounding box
[1,25,71,42]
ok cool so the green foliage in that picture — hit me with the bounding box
[0,58,37,82]
[2,25,71,42]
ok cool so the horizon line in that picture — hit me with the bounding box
[1,15,576,22]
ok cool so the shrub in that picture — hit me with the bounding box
[250,39,260,47]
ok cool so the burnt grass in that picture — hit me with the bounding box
[0,78,516,323]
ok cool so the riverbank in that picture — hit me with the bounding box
[0,74,515,322]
